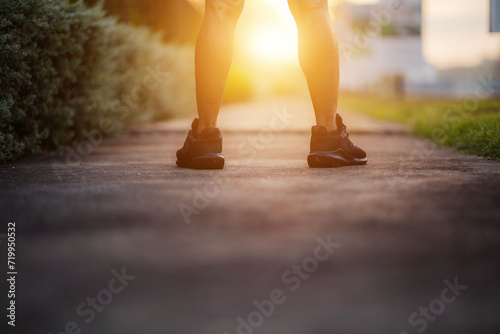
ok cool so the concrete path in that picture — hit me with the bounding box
[1,99,499,334]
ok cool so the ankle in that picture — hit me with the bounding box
[197,120,218,135]
[318,121,337,133]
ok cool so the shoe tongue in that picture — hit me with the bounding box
[336,113,343,122]
[191,118,200,139]
[335,113,344,128]
[334,113,347,136]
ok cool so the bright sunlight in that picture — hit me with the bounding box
[240,0,298,64]
[249,27,297,63]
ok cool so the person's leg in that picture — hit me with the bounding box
[176,0,244,169]
[288,0,338,132]
[289,0,367,167]
[195,0,245,134]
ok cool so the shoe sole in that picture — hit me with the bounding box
[176,153,225,170]
[308,150,367,168]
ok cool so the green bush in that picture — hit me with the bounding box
[0,0,195,162]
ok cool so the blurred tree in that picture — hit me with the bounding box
[97,0,202,44]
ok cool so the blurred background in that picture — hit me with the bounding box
[1,3,499,333]
[100,0,500,98]
[1,0,499,162]
[94,0,500,160]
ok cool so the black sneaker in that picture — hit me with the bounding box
[308,113,367,168]
[176,118,224,169]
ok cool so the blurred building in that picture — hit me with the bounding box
[422,0,500,96]
[333,0,434,97]
[333,0,500,97]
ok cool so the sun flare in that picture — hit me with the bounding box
[249,28,297,63]
[239,0,299,64]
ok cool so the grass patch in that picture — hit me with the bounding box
[338,93,500,160]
